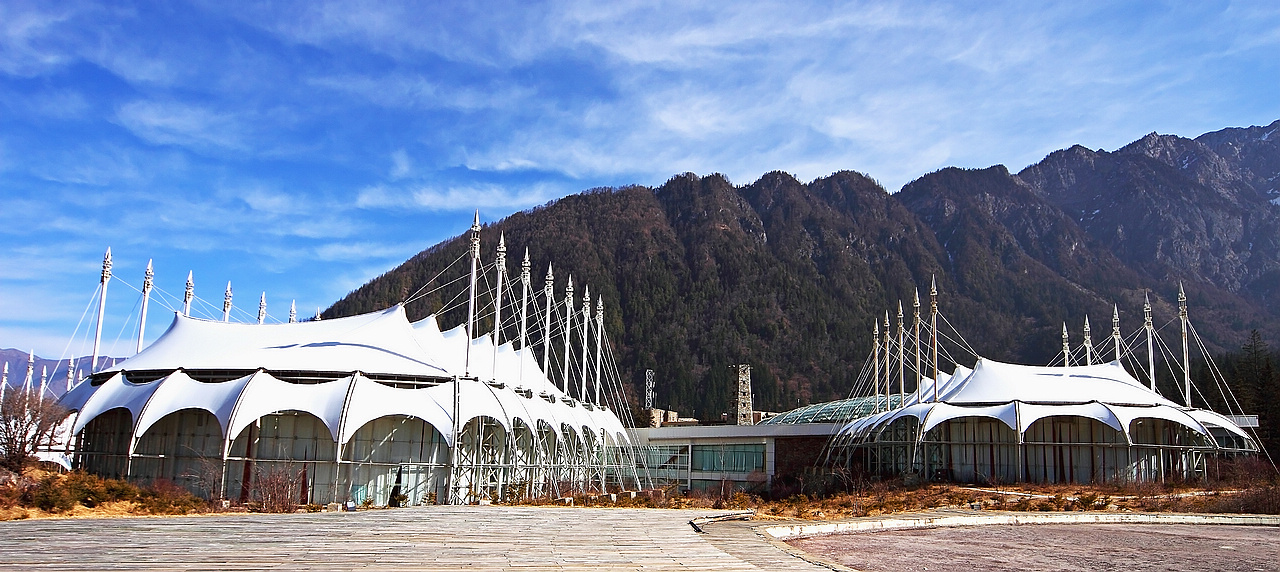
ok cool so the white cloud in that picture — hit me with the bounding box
[115,100,248,151]
[314,241,418,262]
[390,149,412,179]
[356,182,561,212]
[0,2,80,76]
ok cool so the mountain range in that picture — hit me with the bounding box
[314,120,1280,418]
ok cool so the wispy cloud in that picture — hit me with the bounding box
[356,182,560,212]
[115,100,250,151]
[3,1,1280,355]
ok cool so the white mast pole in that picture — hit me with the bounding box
[579,287,591,401]
[65,359,75,393]
[1,362,7,401]
[518,249,531,386]
[913,289,921,403]
[314,308,322,321]
[930,277,939,402]
[562,277,574,397]
[578,286,591,401]
[1112,304,1121,363]
[1144,293,1155,391]
[91,248,112,374]
[289,300,297,323]
[183,271,193,317]
[24,351,33,394]
[1179,283,1191,406]
[38,366,47,404]
[897,302,905,404]
[1083,316,1093,366]
[257,292,267,324]
[872,323,881,412]
[594,298,603,406]
[541,264,554,385]
[137,260,153,354]
[464,212,481,378]
[883,312,890,410]
[491,233,507,381]
[1061,323,1070,367]
[222,282,233,322]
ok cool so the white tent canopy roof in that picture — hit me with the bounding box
[105,306,450,377]
[837,356,1255,450]
[62,305,630,451]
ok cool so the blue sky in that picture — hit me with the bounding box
[2,1,1278,359]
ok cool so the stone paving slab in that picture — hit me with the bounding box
[0,507,830,571]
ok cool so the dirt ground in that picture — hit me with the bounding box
[789,523,1280,572]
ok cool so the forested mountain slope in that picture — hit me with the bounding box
[327,121,1280,419]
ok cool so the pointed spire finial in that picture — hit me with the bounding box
[315,307,322,321]
[913,288,920,309]
[1084,315,1091,334]
[101,247,113,284]
[223,281,233,322]
[144,259,154,285]
[1062,322,1071,367]
[289,300,297,323]
[1178,282,1187,316]
[184,271,194,317]
[521,248,531,286]
[258,292,267,324]
[471,210,481,232]
[495,232,507,268]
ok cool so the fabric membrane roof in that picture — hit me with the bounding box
[63,306,625,450]
[824,357,1256,451]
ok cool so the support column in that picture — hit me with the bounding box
[883,312,891,410]
[913,289,921,403]
[1179,283,1191,406]
[541,264,554,379]
[561,277,574,397]
[872,323,881,412]
[896,302,905,403]
[1144,293,1155,391]
[579,286,590,401]
[137,260,153,354]
[930,277,939,402]
[91,248,112,374]
[518,249,531,386]
[257,292,266,325]
[594,298,604,406]
[491,234,507,380]
[464,212,481,377]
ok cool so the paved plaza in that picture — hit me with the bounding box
[3,506,1279,571]
[0,506,826,571]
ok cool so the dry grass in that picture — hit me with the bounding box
[0,468,215,521]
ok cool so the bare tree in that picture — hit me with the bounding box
[253,463,301,513]
[0,388,69,472]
